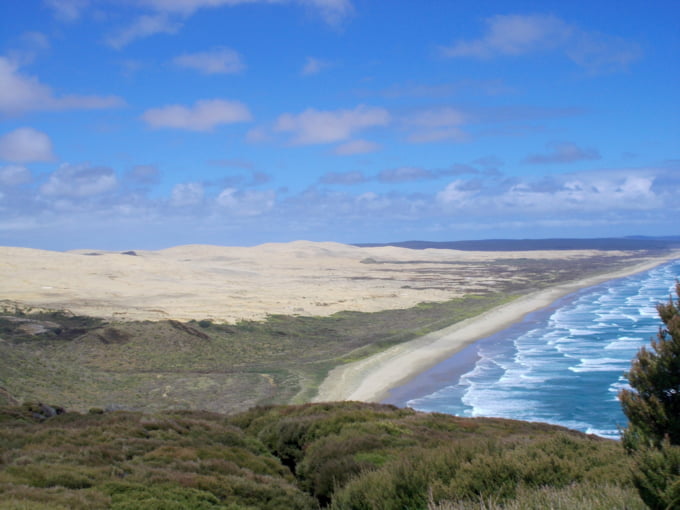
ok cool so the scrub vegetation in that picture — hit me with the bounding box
[0,402,645,509]
[620,282,680,509]
[0,294,513,414]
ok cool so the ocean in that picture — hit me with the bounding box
[384,259,680,439]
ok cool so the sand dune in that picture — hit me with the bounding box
[0,242,647,323]
[0,242,672,323]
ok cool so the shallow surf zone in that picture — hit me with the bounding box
[391,259,680,439]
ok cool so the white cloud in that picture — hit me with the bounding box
[302,0,353,25]
[443,14,570,58]
[0,57,124,115]
[499,175,657,212]
[301,57,331,76]
[0,128,55,162]
[436,180,478,207]
[442,14,641,72]
[355,191,390,211]
[216,188,276,216]
[141,99,252,131]
[173,47,245,74]
[102,0,354,50]
[566,32,642,74]
[141,0,353,25]
[44,0,89,22]
[0,165,32,186]
[170,182,204,206]
[41,163,117,197]
[275,105,389,144]
[106,13,182,49]
[333,139,380,155]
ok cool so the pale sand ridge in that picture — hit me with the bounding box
[313,254,679,403]
[0,241,642,322]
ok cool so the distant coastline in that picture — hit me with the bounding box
[314,251,680,404]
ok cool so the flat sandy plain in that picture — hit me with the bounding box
[1,242,677,405]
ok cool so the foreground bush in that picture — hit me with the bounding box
[0,401,645,509]
[0,404,315,509]
[620,281,680,509]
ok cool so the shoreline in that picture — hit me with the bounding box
[313,252,680,404]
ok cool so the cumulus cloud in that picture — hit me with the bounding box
[525,142,601,164]
[173,47,245,74]
[433,171,663,218]
[106,13,182,49]
[442,13,641,72]
[41,163,117,197]
[333,139,380,155]
[216,187,276,216]
[141,98,252,131]
[500,174,656,212]
[0,57,124,115]
[0,128,55,162]
[0,165,32,186]
[436,180,480,207]
[170,182,204,206]
[275,105,389,144]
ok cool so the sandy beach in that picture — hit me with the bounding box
[313,253,679,403]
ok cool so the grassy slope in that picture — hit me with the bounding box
[0,252,653,414]
[0,402,645,510]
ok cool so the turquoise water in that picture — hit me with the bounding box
[385,259,680,439]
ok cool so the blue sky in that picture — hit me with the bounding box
[0,0,678,250]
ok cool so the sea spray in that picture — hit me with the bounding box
[392,259,680,439]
